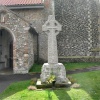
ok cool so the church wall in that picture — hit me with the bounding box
[12,0,54,63]
[55,0,100,62]
[11,0,100,63]
[0,9,34,73]
[13,9,48,63]
[3,0,100,63]
[55,0,98,57]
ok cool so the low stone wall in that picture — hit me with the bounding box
[59,57,100,63]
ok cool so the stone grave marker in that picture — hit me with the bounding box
[41,15,69,84]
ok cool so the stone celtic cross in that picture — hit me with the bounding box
[42,15,62,64]
[41,15,69,84]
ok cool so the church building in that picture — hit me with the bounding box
[0,0,100,73]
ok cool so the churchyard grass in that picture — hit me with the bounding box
[29,63,42,72]
[29,62,100,72]
[0,70,100,100]
[64,62,100,70]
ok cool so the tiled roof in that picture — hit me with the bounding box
[0,0,43,6]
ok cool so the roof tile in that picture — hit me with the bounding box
[0,0,43,6]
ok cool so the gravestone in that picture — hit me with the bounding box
[41,15,69,84]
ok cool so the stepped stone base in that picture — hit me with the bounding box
[40,63,69,84]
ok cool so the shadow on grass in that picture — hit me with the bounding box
[0,80,30,100]
[53,88,71,100]
[0,89,25,100]
[82,75,100,100]
[72,71,100,100]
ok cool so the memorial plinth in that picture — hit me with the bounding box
[40,15,69,84]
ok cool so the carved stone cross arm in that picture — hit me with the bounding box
[42,15,62,35]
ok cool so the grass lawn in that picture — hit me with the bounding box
[29,62,100,72]
[0,70,100,100]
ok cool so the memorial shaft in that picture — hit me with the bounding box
[48,29,58,64]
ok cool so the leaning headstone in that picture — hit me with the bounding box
[41,15,69,84]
